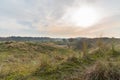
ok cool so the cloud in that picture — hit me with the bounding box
[35,14,120,38]
[0,0,120,37]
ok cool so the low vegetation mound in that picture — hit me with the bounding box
[0,41,119,80]
[83,61,120,80]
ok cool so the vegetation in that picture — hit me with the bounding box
[0,38,119,80]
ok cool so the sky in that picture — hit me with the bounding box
[0,0,120,38]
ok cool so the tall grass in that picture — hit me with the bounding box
[83,61,120,80]
[0,41,119,80]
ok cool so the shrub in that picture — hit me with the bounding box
[83,61,120,80]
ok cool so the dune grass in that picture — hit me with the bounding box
[0,41,119,80]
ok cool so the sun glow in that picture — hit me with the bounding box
[65,6,100,28]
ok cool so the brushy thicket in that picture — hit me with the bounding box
[0,41,120,80]
[83,61,120,80]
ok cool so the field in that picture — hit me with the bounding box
[0,38,120,80]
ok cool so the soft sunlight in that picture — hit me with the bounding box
[67,6,100,28]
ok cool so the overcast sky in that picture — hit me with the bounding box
[0,0,120,38]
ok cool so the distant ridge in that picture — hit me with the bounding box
[0,36,56,42]
[0,36,119,42]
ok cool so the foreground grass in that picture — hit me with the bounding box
[0,41,120,80]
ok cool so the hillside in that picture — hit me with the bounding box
[0,41,119,80]
[0,42,76,80]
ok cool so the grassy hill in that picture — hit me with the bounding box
[0,41,77,80]
[0,41,119,80]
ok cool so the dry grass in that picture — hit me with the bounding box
[0,41,119,80]
[83,61,120,80]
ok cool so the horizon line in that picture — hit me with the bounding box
[0,36,119,39]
